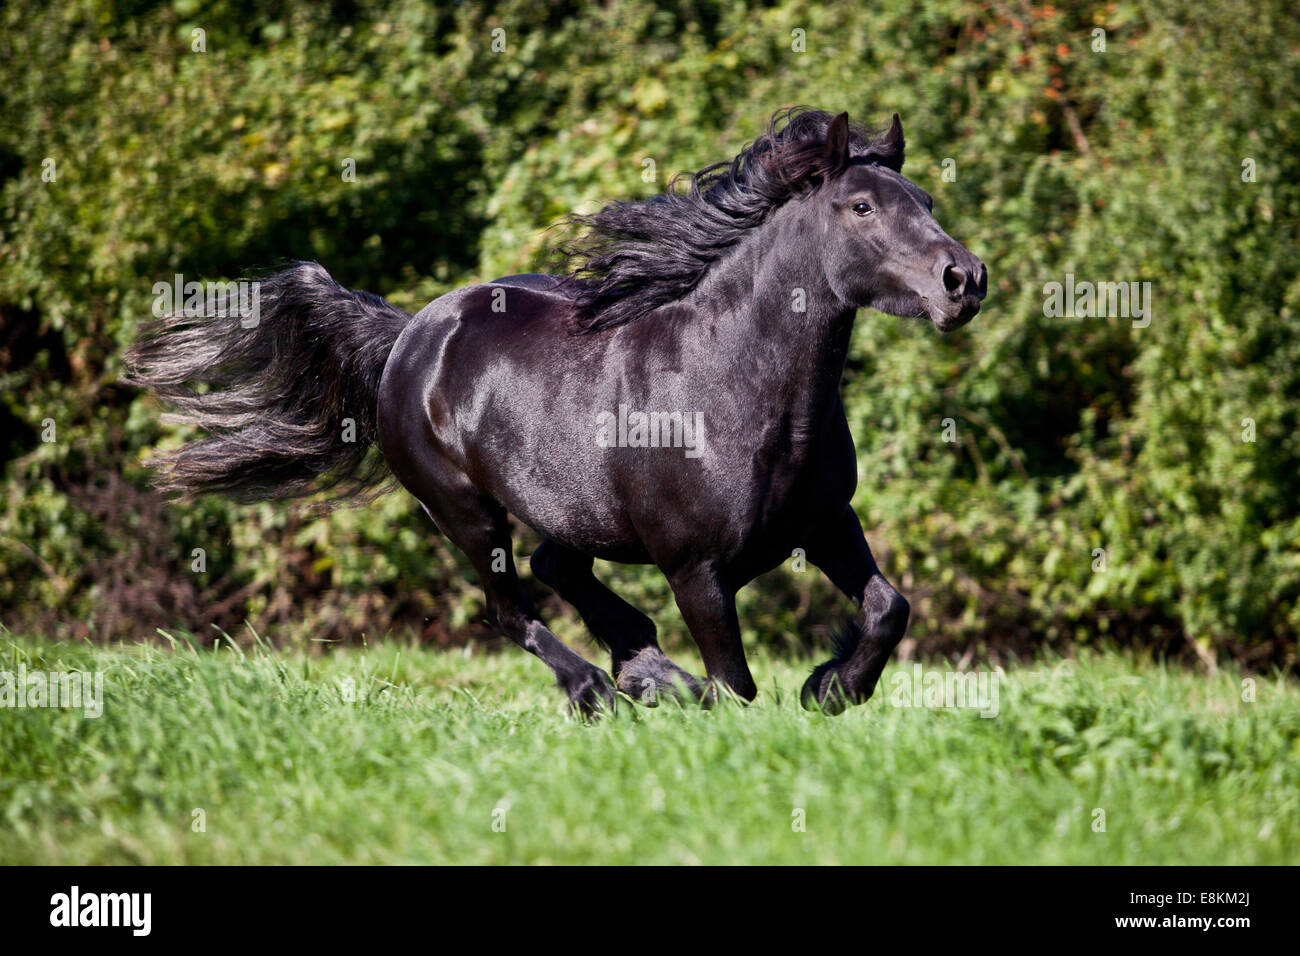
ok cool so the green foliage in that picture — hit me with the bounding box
[0,637,1295,863]
[1,1,1297,662]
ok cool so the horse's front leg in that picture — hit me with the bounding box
[802,507,910,714]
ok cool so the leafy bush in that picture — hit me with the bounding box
[1,0,1296,666]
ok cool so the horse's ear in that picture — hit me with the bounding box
[867,113,905,172]
[825,112,851,177]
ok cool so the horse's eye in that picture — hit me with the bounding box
[852,201,873,217]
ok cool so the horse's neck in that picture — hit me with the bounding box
[676,215,856,424]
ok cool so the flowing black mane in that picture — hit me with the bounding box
[557,107,895,333]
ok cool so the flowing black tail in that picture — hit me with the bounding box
[123,262,411,503]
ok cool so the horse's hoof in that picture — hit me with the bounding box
[616,647,705,706]
[562,668,619,720]
[801,663,849,716]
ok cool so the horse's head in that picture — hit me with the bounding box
[817,112,986,332]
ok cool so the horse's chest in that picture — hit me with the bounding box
[729,431,854,533]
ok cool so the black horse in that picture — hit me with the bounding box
[125,108,987,716]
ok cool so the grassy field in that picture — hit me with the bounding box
[1,633,1296,865]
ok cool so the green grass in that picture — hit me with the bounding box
[0,633,1296,864]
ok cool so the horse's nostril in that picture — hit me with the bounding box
[942,264,966,296]
[976,264,988,297]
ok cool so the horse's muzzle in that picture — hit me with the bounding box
[932,253,986,331]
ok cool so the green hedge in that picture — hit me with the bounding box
[2,0,1297,665]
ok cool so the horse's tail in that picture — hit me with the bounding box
[123,261,411,504]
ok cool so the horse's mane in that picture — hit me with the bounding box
[556,107,890,333]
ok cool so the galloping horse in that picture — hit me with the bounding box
[126,108,987,716]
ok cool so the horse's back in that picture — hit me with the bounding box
[489,273,567,293]
[382,273,574,380]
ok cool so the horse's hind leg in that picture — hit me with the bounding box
[417,483,617,717]
[531,540,704,705]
